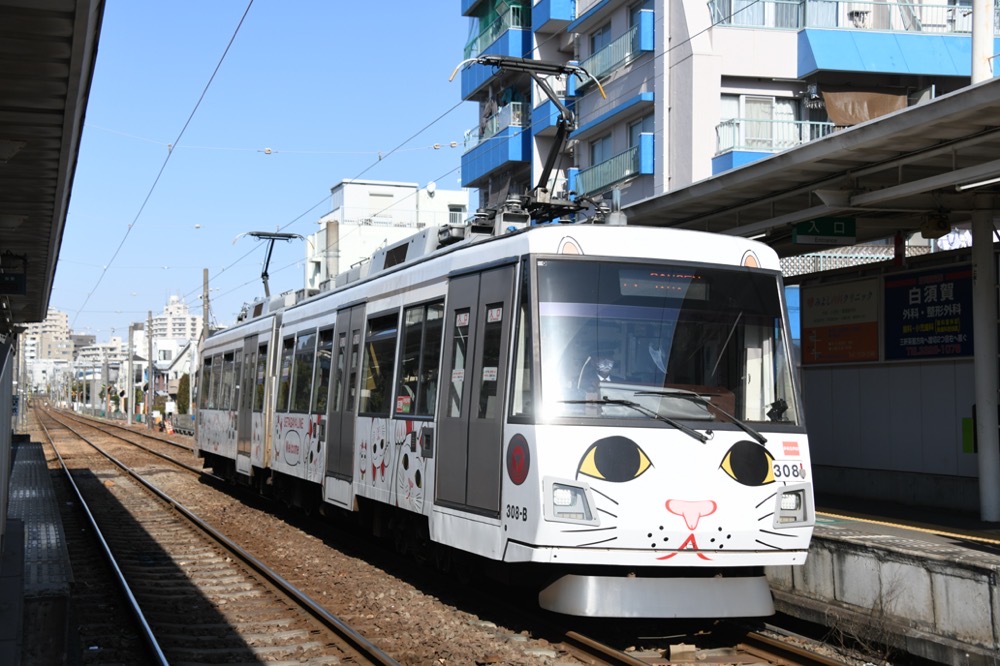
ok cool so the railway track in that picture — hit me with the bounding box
[35,407,397,665]
[41,408,869,665]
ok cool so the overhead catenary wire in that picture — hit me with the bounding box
[74,1,765,330]
[70,0,257,331]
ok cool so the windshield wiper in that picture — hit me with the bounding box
[560,397,708,443]
[635,390,767,445]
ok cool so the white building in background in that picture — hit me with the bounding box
[75,337,127,366]
[23,308,74,392]
[304,179,469,290]
[152,295,203,340]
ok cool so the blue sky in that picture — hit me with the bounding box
[56,1,478,340]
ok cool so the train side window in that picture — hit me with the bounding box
[359,313,398,415]
[311,328,335,415]
[395,300,444,417]
[331,332,347,411]
[291,330,317,413]
[233,350,243,410]
[276,337,295,412]
[420,302,444,416]
[240,349,255,412]
[348,328,360,412]
[478,303,504,419]
[510,268,534,418]
[221,352,236,410]
[210,355,223,410]
[253,344,268,412]
[447,308,470,417]
[201,356,214,410]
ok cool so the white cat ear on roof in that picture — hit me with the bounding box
[558,237,582,255]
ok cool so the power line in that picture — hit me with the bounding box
[70,0,257,331]
[80,2,764,330]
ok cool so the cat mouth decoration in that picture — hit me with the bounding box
[657,499,716,561]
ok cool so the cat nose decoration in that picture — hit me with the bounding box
[666,499,717,530]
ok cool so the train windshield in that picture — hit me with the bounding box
[535,258,799,426]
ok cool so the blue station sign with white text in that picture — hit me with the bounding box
[883,266,973,360]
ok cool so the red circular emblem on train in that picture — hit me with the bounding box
[506,434,530,485]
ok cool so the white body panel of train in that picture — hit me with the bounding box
[196,224,813,617]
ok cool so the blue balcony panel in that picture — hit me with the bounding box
[461,29,532,100]
[461,126,532,187]
[567,167,579,197]
[567,0,614,33]
[570,92,654,142]
[533,0,575,33]
[532,99,570,136]
[798,29,1000,78]
[462,0,486,18]
[712,150,771,176]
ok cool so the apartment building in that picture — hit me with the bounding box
[22,307,71,362]
[305,179,469,290]
[459,0,988,217]
[152,295,203,341]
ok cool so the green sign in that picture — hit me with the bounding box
[793,217,856,245]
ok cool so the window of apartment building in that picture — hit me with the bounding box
[628,114,654,147]
[590,134,614,167]
[590,22,612,56]
[714,0,798,28]
[720,94,798,150]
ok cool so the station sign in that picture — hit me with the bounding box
[0,272,25,295]
[0,251,26,295]
[883,266,973,360]
[793,217,856,245]
[801,278,879,365]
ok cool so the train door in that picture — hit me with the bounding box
[326,304,364,481]
[235,336,256,475]
[435,264,516,515]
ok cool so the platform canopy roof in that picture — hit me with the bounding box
[625,76,1000,258]
[0,0,103,332]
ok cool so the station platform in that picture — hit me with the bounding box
[767,496,1000,666]
[2,431,999,664]
[1,436,75,665]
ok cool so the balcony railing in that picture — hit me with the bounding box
[575,136,652,196]
[708,0,999,34]
[715,117,837,153]
[463,102,527,152]
[580,25,641,81]
[464,5,529,59]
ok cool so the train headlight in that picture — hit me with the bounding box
[774,486,811,526]
[552,486,575,506]
[544,479,598,525]
[780,492,801,511]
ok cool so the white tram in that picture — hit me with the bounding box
[196,222,814,618]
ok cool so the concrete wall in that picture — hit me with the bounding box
[769,530,1000,665]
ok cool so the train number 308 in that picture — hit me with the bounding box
[505,504,528,521]
[772,462,806,480]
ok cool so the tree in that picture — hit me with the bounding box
[177,373,190,414]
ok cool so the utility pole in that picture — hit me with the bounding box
[102,348,108,417]
[126,323,134,424]
[147,310,153,431]
[203,268,210,341]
